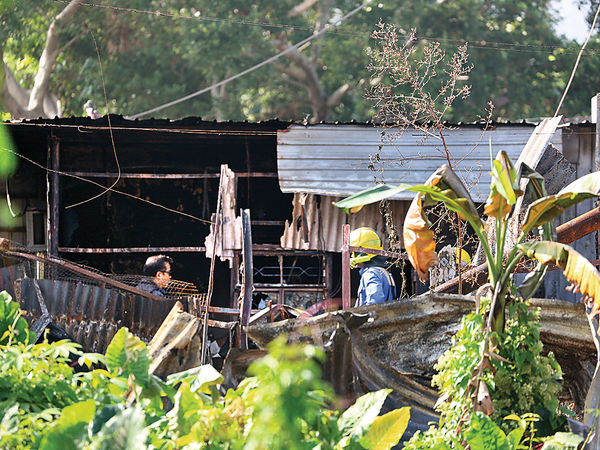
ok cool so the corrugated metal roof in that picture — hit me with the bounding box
[277,124,563,202]
[280,193,407,252]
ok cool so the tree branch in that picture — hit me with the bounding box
[288,0,319,17]
[326,83,351,108]
[28,0,80,114]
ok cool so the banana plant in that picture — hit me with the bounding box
[334,150,600,430]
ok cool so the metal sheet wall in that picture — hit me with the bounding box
[280,193,408,252]
[18,278,184,353]
[277,124,563,202]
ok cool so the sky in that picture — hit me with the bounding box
[553,0,591,42]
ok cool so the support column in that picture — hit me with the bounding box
[46,136,59,257]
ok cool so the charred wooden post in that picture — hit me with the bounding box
[47,136,59,258]
[240,209,253,349]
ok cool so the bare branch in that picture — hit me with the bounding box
[326,83,351,108]
[288,0,319,17]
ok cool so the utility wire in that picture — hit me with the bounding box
[554,2,600,117]
[0,146,214,225]
[51,0,600,55]
[128,0,373,119]
[66,28,121,210]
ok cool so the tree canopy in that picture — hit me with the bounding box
[1,0,598,122]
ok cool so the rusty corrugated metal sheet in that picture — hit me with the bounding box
[247,293,596,435]
[17,278,187,353]
[277,124,563,202]
[280,193,407,252]
[0,263,28,299]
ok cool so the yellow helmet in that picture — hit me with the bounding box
[349,227,383,268]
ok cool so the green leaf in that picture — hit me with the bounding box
[0,403,19,437]
[506,427,525,449]
[338,389,391,438]
[333,183,411,213]
[105,327,152,388]
[166,364,224,393]
[541,432,583,449]
[484,150,522,219]
[0,291,32,345]
[169,382,204,436]
[39,399,96,450]
[89,406,148,450]
[59,399,96,427]
[464,414,510,450]
[522,172,600,231]
[519,241,600,315]
[0,123,17,176]
[359,407,410,450]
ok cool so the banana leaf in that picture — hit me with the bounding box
[522,172,600,232]
[516,164,552,300]
[403,166,482,281]
[404,194,438,281]
[333,184,410,213]
[518,241,600,317]
[333,165,483,281]
[484,150,522,219]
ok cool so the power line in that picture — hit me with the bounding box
[128,0,374,119]
[51,0,600,56]
[0,146,214,225]
[554,2,600,117]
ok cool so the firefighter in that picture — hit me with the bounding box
[350,227,396,307]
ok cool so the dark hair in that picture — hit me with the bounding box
[143,255,173,277]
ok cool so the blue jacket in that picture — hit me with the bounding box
[136,278,166,297]
[356,264,396,307]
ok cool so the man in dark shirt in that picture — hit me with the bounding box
[136,255,173,297]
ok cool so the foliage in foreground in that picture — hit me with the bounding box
[0,294,409,449]
[335,149,600,447]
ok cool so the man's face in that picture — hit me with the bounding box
[154,262,171,289]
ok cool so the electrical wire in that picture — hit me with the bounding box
[65,28,121,209]
[128,0,373,119]
[554,2,600,117]
[0,146,214,225]
[50,0,600,56]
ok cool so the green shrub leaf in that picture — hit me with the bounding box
[359,406,410,450]
[105,328,151,388]
[338,389,391,438]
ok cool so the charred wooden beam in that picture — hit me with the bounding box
[59,246,206,253]
[556,207,600,245]
[4,244,165,300]
[64,171,277,179]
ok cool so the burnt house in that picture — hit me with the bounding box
[1,116,596,308]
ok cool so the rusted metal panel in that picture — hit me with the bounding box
[247,293,596,433]
[278,124,561,202]
[0,263,28,299]
[280,192,408,252]
[17,278,184,353]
